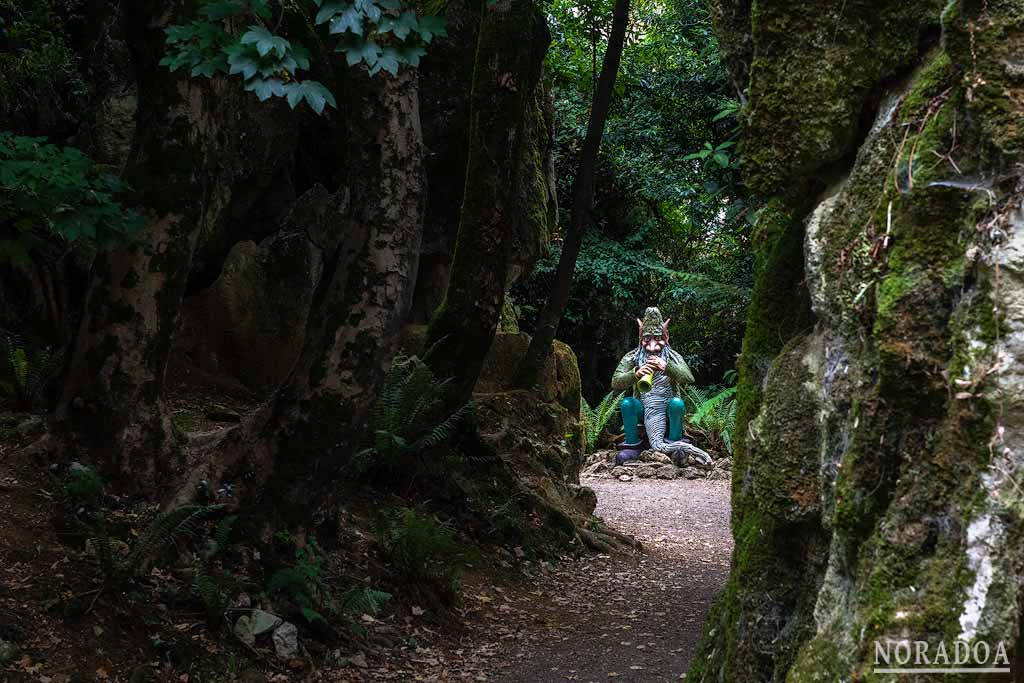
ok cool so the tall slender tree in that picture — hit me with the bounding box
[517,0,631,387]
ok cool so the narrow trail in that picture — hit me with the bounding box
[469,478,732,683]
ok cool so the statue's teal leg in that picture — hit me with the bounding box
[620,396,642,445]
[668,396,686,441]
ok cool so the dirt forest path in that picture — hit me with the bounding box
[467,478,733,683]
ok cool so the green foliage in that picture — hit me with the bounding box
[63,464,104,508]
[192,514,239,616]
[683,99,741,171]
[2,334,64,408]
[514,0,753,395]
[357,354,473,465]
[684,382,737,455]
[580,389,624,454]
[0,133,145,266]
[377,506,462,599]
[338,585,391,635]
[267,534,332,624]
[161,0,447,114]
[96,504,226,581]
[0,0,88,135]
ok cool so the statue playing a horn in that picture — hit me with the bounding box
[610,306,712,466]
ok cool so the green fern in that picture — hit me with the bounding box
[377,507,462,598]
[124,504,223,574]
[651,266,752,310]
[267,536,334,624]
[684,384,737,455]
[3,335,64,408]
[339,585,392,617]
[94,504,225,583]
[363,354,472,462]
[580,390,625,454]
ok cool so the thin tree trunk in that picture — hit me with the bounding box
[517,0,630,388]
[422,0,549,407]
[170,69,425,519]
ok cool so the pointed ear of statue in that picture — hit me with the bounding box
[662,319,670,341]
[636,318,644,343]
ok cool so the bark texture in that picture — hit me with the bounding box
[171,69,425,519]
[54,0,298,491]
[412,0,557,324]
[692,1,1024,681]
[423,0,552,407]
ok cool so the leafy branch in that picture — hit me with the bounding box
[0,132,145,265]
[161,0,448,114]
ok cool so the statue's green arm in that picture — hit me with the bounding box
[611,352,637,391]
[665,350,694,385]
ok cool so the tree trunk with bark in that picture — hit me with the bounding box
[422,0,551,407]
[53,0,298,492]
[516,0,631,388]
[171,69,425,519]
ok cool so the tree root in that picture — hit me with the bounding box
[577,526,643,554]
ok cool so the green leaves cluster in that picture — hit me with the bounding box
[161,0,447,114]
[267,535,334,624]
[161,0,337,113]
[0,132,144,265]
[314,0,446,76]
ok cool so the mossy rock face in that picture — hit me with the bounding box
[695,1,1024,681]
[741,0,944,197]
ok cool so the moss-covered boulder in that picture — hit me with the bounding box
[693,1,1024,681]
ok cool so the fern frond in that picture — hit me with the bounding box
[692,386,736,426]
[339,586,392,617]
[125,504,223,574]
[210,515,238,558]
[411,401,473,452]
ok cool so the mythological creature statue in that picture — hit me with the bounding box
[610,306,712,466]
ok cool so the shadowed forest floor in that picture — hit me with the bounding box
[1,429,730,682]
[455,478,733,683]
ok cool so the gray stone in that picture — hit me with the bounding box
[634,464,662,479]
[233,615,256,647]
[681,467,703,480]
[618,474,633,482]
[656,466,679,480]
[640,450,673,465]
[250,609,283,636]
[0,639,17,665]
[272,621,299,660]
[570,485,598,515]
[173,186,346,390]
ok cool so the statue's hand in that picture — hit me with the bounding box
[648,357,667,372]
[635,364,652,379]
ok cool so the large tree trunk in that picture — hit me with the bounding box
[517,0,630,388]
[691,1,1024,681]
[53,0,297,491]
[422,0,551,406]
[171,69,425,519]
